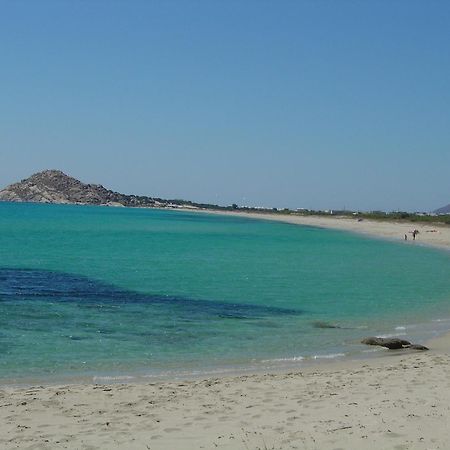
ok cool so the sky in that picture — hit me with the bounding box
[1,1,449,212]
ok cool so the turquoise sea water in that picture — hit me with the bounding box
[1,202,450,383]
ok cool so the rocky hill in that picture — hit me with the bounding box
[434,204,450,215]
[0,170,163,207]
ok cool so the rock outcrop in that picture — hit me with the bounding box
[361,336,429,351]
[0,170,163,207]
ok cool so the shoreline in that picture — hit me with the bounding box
[2,209,450,448]
[5,201,450,251]
[2,207,450,381]
[193,209,450,251]
[1,323,448,389]
[2,338,450,449]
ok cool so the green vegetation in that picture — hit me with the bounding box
[163,196,450,225]
[256,209,450,225]
[254,208,450,225]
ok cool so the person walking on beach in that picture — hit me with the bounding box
[404,234,408,241]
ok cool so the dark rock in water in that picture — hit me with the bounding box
[361,337,429,351]
[312,321,342,329]
[405,344,429,351]
[361,337,411,349]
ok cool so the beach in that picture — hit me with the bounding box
[1,339,450,450]
[2,210,450,450]
[3,0,449,447]
[204,210,450,251]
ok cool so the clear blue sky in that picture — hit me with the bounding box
[1,1,449,212]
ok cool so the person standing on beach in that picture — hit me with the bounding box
[404,234,408,241]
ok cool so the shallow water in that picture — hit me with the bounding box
[1,202,450,382]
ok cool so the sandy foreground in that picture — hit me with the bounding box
[2,213,450,450]
[1,344,450,450]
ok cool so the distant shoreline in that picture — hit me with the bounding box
[191,208,450,251]
[3,199,450,250]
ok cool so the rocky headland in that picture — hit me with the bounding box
[0,170,184,208]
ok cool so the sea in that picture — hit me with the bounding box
[1,202,450,384]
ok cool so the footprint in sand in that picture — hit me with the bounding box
[150,434,163,440]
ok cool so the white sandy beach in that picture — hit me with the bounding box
[205,210,450,251]
[1,342,450,450]
[2,213,450,450]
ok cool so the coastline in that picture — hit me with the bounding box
[194,209,450,251]
[2,207,450,449]
[2,339,450,450]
